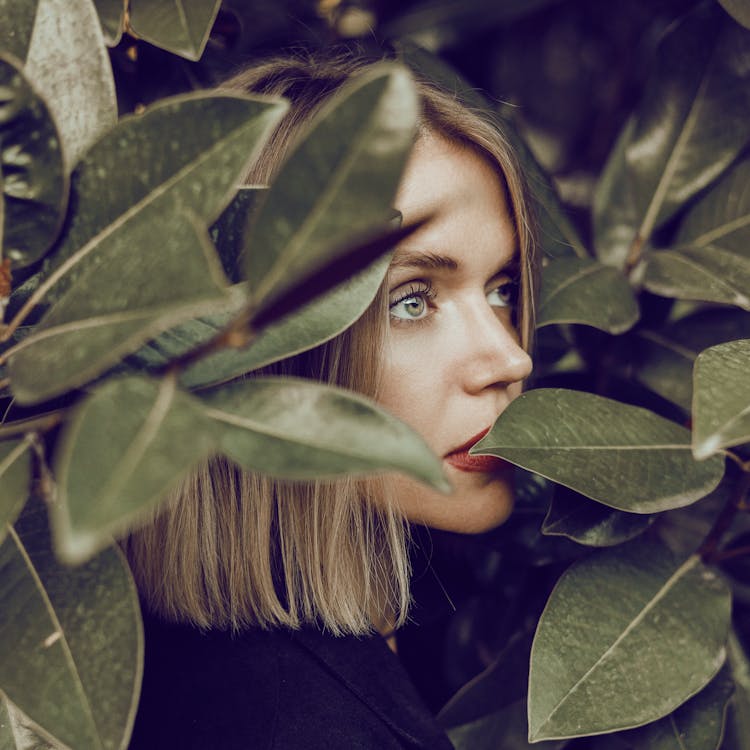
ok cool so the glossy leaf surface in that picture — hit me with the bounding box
[129,0,222,60]
[9,93,286,319]
[0,438,31,544]
[537,257,638,333]
[8,214,231,404]
[53,375,217,563]
[201,376,448,489]
[473,389,724,512]
[643,247,750,309]
[692,339,750,459]
[0,497,143,749]
[24,0,117,169]
[245,63,417,311]
[528,541,731,740]
[0,0,36,61]
[0,55,67,268]
[92,0,125,46]
[718,0,750,30]
[633,309,750,412]
[542,490,654,547]
[594,5,750,267]
[616,665,734,750]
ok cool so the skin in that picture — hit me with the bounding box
[379,133,533,533]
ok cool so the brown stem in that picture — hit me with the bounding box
[0,410,66,440]
[700,469,750,563]
[624,234,645,275]
[712,544,750,564]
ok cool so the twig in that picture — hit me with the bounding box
[712,544,750,564]
[0,410,66,440]
[700,469,750,563]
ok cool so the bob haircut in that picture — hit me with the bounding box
[125,49,538,636]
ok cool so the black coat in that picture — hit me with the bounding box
[130,612,456,749]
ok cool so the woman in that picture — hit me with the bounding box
[128,49,537,749]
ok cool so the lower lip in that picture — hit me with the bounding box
[444,452,511,473]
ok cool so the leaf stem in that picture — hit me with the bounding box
[624,234,645,274]
[700,468,750,563]
[0,410,66,440]
[712,544,750,564]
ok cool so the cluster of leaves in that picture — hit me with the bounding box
[416,1,750,748]
[0,1,451,747]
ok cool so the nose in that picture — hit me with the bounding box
[458,302,533,394]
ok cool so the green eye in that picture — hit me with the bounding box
[390,295,428,320]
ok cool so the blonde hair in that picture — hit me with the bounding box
[125,49,538,635]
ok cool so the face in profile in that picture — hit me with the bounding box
[379,133,533,533]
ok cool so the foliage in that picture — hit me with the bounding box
[2,1,750,749]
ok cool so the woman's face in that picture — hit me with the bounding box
[380,133,532,533]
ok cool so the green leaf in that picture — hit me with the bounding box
[537,258,639,333]
[594,5,750,267]
[53,375,218,563]
[633,309,750,412]
[183,254,390,388]
[616,665,734,750]
[0,0,37,62]
[642,247,750,309]
[542,490,654,547]
[245,63,417,312]
[200,376,449,490]
[1,691,58,749]
[23,0,117,169]
[724,630,750,750]
[692,339,750,459]
[92,0,125,46]
[0,54,67,268]
[129,0,222,61]
[0,496,143,749]
[0,437,31,544]
[9,92,286,320]
[472,389,725,513]
[718,0,750,30]
[448,699,568,750]
[528,540,731,741]
[8,213,231,404]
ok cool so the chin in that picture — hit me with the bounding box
[393,472,516,534]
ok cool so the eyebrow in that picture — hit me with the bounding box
[389,250,459,271]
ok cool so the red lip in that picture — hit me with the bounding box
[444,427,509,474]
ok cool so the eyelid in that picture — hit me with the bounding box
[388,279,435,305]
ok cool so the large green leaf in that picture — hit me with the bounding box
[537,258,638,333]
[643,247,750,309]
[472,389,725,513]
[528,540,731,741]
[23,0,117,169]
[200,376,448,489]
[93,0,125,46]
[53,375,218,563]
[615,665,734,750]
[692,339,750,459]
[594,4,750,267]
[718,0,750,30]
[0,497,143,749]
[245,63,417,313]
[724,630,750,750]
[129,0,222,61]
[0,54,67,268]
[0,0,37,61]
[633,309,750,412]
[0,438,31,544]
[8,213,231,404]
[8,93,286,323]
[542,490,654,547]
[1,691,57,748]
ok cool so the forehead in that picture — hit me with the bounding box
[392,133,516,267]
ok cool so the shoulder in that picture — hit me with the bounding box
[129,613,431,750]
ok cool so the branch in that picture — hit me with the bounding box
[0,410,66,440]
